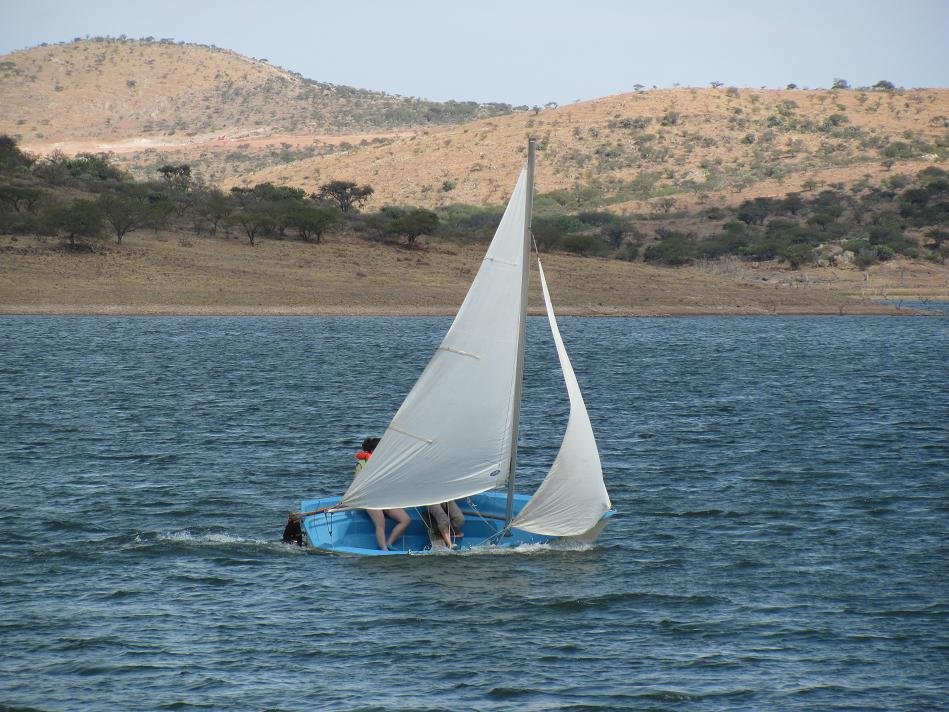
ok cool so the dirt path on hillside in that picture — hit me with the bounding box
[21,130,415,157]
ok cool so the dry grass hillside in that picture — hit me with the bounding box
[235,87,948,213]
[2,40,943,213]
[0,38,513,143]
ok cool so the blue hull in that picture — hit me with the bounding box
[299,491,613,556]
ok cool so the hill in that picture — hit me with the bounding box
[232,86,948,213]
[4,40,944,213]
[0,37,515,142]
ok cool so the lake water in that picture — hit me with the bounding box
[1,315,946,711]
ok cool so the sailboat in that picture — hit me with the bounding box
[295,139,613,555]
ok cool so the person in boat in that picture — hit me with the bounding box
[424,501,465,548]
[354,437,411,551]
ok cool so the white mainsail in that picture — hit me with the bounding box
[341,170,530,509]
[509,260,612,535]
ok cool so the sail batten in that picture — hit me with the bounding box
[339,169,530,510]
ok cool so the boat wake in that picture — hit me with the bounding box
[409,540,596,556]
[128,529,301,554]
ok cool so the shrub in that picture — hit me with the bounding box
[615,241,639,261]
[65,152,126,183]
[881,141,915,159]
[643,230,695,265]
[697,225,752,259]
[435,203,502,242]
[576,210,616,227]
[533,214,581,252]
[562,234,606,257]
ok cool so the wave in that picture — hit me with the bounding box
[649,508,744,518]
[521,590,725,611]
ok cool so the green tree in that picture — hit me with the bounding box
[389,208,439,247]
[600,218,636,250]
[47,199,105,247]
[643,229,695,265]
[226,210,268,246]
[157,164,193,192]
[0,134,35,172]
[97,191,147,244]
[736,197,777,225]
[532,214,576,252]
[315,181,373,213]
[65,153,126,182]
[191,188,231,235]
[250,182,306,203]
[286,204,338,243]
[0,185,42,213]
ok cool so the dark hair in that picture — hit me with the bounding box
[361,437,381,452]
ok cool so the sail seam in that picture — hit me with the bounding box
[387,425,435,444]
[485,256,518,267]
[437,346,480,360]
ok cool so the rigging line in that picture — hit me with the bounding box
[464,496,502,535]
[482,524,511,546]
[414,506,439,552]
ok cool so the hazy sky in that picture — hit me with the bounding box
[2,0,946,106]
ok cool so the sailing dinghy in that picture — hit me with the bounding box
[295,140,613,555]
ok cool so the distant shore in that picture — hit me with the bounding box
[0,302,928,317]
[1,233,945,319]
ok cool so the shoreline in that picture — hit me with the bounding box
[0,302,933,317]
[3,235,946,320]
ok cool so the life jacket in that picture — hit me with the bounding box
[354,450,372,475]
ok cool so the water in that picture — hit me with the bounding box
[1,315,947,711]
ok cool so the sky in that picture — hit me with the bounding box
[2,0,947,106]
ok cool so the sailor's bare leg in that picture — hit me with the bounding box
[385,508,410,547]
[366,509,388,551]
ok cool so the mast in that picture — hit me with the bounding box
[505,138,535,526]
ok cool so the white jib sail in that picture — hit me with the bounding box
[341,169,530,509]
[510,259,612,536]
